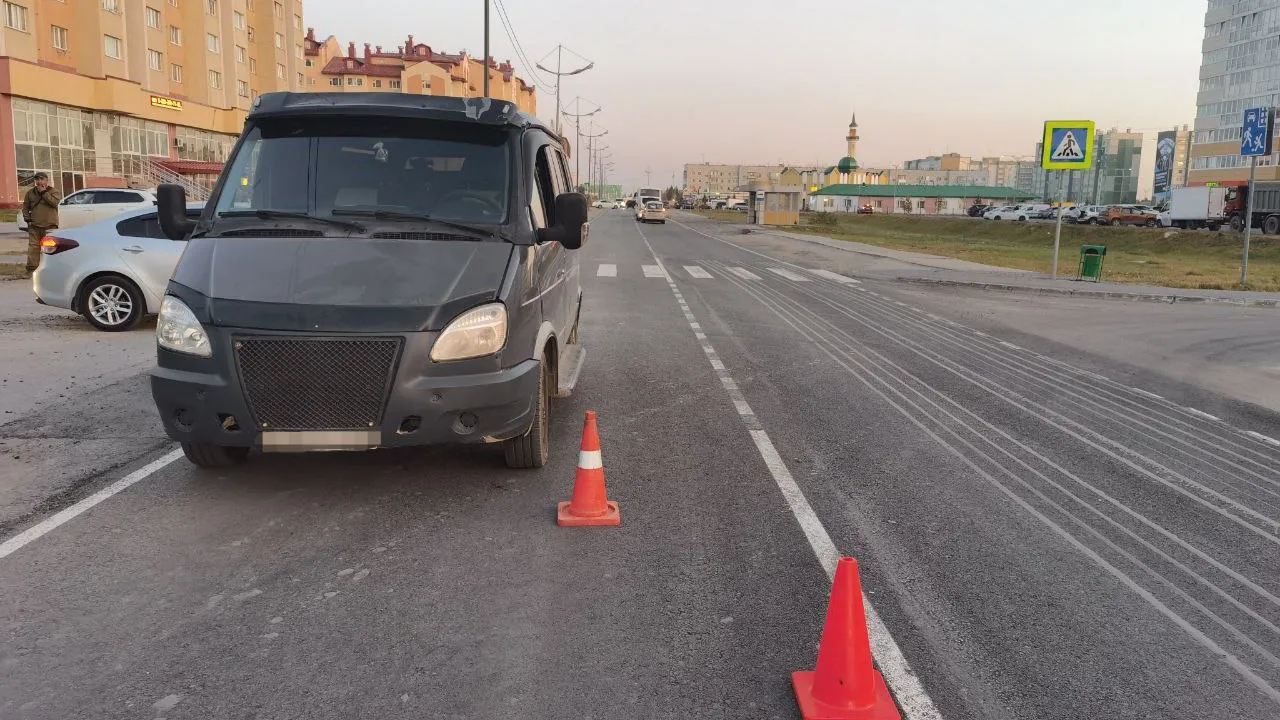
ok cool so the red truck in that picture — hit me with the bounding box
[1219,180,1280,232]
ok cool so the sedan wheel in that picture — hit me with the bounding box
[82,275,144,331]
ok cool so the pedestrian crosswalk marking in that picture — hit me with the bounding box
[642,264,667,278]
[596,263,617,277]
[768,268,810,282]
[808,268,860,284]
[684,265,713,279]
[727,267,761,280]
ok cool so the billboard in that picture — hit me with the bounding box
[1153,130,1178,198]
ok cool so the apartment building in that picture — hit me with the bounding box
[683,163,796,195]
[1189,0,1280,185]
[301,31,536,115]
[0,0,305,206]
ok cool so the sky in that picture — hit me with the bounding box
[303,0,1208,198]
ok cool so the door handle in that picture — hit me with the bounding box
[122,246,143,253]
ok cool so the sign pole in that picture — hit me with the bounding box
[1243,155,1256,285]
[1052,171,1064,278]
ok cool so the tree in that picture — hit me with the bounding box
[662,186,681,203]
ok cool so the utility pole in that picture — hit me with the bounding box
[562,96,599,189]
[645,166,653,187]
[482,0,489,97]
[581,123,607,197]
[537,45,593,135]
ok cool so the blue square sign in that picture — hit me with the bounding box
[1241,107,1273,157]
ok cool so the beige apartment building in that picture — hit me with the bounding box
[684,163,806,195]
[301,31,536,115]
[0,0,306,206]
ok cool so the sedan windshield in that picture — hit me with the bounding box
[213,116,511,228]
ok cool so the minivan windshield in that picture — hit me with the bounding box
[212,116,511,228]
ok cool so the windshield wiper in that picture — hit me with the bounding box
[331,209,506,241]
[218,209,366,233]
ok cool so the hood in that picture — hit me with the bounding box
[173,236,513,332]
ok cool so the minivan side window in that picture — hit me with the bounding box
[534,146,557,226]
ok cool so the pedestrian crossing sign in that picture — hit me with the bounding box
[1041,120,1096,170]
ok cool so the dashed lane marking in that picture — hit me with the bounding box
[596,263,617,277]
[768,267,810,282]
[727,266,762,280]
[808,268,861,284]
[684,265,714,279]
[642,264,668,278]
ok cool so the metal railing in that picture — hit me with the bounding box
[117,155,215,202]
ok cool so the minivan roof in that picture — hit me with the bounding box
[248,91,559,139]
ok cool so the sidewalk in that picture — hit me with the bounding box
[706,218,1280,309]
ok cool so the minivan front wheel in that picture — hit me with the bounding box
[182,441,250,468]
[504,358,551,469]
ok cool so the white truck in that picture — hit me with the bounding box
[1167,186,1228,230]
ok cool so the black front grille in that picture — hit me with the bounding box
[233,336,402,431]
[369,231,475,241]
[220,228,323,237]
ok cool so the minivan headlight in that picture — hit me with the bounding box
[156,296,212,358]
[431,303,508,362]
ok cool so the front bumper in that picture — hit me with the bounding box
[151,330,541,450]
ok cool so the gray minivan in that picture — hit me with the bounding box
[151,92,587,469]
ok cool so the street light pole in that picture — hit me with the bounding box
[537,45,593,136]
[482,0,489,98]
[562,97,600,189]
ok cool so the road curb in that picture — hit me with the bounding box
[896,277,1280,308]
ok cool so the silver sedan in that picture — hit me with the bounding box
[32,204,202,331]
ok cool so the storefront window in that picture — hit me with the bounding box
[12,98,95,195]
[176,126,234,163]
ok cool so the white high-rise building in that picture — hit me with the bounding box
[1189,0,1280,185]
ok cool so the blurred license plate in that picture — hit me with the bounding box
[261,430,380,452]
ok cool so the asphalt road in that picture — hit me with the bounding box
[3,210,1280,719]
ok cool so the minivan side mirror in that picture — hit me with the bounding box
[157,183,196,241]
[540,192,589,249]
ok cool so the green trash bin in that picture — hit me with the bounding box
[1078,245,1106,282]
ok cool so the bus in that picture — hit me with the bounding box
[632,188,662,218]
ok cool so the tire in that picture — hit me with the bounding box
[1145,219,1158,228]
[181,441,249,468]
[503,357,551,469]
[80,274,144,331]
[1230,215,1244,232]
[1108,219,1118,226]
[1208,224,1221,232]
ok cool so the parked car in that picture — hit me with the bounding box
[985,204,1034,221]
[967,203,993,217]
[591,199,608,208]
[1102,205,1159,227]
[613,199,626,209]
[31,203,204,331]
[1030,207,1058,220]
[19,187,158,233]
[148,92,588,470]
[640,200,668,223]
[1066,205,1105,224]
[857,203,874,214]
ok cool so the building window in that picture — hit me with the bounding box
[346,77,362,86]
[372,79,381,88]
[101,0,119,11]
[235,45,246,63]
[275,62,284,79]
[204,0,214,14]
[248,57,256,73]
[295,72,302,87]
[208,69,220,88]
[145,6,159,27]
[167,0,176,5]
[273,0,282,17]
[237,79,248,97]
[171,63,182,82]
[304,58,312,67]
[103,34,122,59]
[206,32,218,52]
[246,26,253,41]
[295,44,302,59]
[51,25,67,50]
[328,77,339,86]
[293,13,301,30]
[389,79,401,89]
[147,48,162,70]
[274,32,282,48]
[168,25,180,44]
[3,1,27,31]
[233,11,243,29]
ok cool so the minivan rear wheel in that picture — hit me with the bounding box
[503,357,551,469]
[182,441,250,468]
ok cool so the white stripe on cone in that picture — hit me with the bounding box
[578,449,603,470]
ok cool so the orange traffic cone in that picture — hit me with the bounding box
[557,411,620,527]
[792,557,900,720]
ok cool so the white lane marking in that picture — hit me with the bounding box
[768,267,810,282]
[684,265,713,279]
[690,322,701,330]
[727,266,762,281]
[809,268,861,284]
[634,221,942,720]
[734,400,753,415]
[1245,431,1280,447]
[1079,370,1108,381]
[694,331,707,340]
[1130,388,1165,401]
[974,331,988,337]
[642,264,668,278]
[998,341,1020,350]
[578,449,603,470]
[1186,408,1222,422]
[596,263,617,278]
[0,448,183,560]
